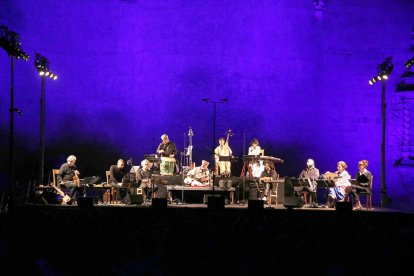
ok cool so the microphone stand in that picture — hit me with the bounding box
[202,98,228,208]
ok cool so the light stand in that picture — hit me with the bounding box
[35,53,58,185]
[202,98,227,205]
[0,26,29,212]
[369,56,393,208]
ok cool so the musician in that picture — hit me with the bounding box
[299,159,320,208]
[184,160,210,187]
[57,155,81,200]
[157,134,177,157]
[248,138,261,155]
[136,159,167,201]
[247,138,264,178]
[261,162,278,200]
[215,137,232,176]
[325,161,351,208]
[109,159,128,203]
[345,160,372,210]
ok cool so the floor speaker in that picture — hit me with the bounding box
[128,194,144,205]
[155,185,168,199]
[283,197,302,209]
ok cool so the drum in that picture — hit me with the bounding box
[160,157,176,175]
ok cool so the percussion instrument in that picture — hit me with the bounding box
[160,157,176,175]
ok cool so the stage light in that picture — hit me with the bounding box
[0,25,29,60]
[368,56,393,86]
[34,52,58,80]
[405,56,414,69]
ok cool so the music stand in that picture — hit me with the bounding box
[316,179,336,188]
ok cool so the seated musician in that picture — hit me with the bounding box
[345,160,372,210]
[57,155,82,201]
[299,159,320,208]
[261,161,277,200]
[215,137,232,177]
[136,159,167,201]
[136,159,154,200]
[247,138,264,178]
[184,160,210,187]
[325,161,351,208]
[109,159,128,203]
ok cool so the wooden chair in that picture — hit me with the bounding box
[52,169,60,186]
[359,175,373,210]
[268,174,280,207]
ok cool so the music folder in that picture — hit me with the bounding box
[356,174,369,183]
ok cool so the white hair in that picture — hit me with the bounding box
[161,134,168,140]
[67,155,77,162]
[141,159,150,167]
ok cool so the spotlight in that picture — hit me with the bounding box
[34,52,58,80]
[0,25,29,60]
[368,56,393,85]
[405,56,414,69]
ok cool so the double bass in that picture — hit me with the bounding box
[215,129,232,175]
[188,127,194,169]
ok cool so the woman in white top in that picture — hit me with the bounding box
[325,161,351,207]
[248,138,264,177]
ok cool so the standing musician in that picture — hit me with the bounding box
[299,159,320,208]
[57,155,82,200]
[157,134,178,175]
[157,134,177,157]
[214,131,232,177]
[184,160,211,187]
[247,138,264,178]
[109,159,128,203]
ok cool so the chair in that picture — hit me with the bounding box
[359,175,373,210]
[268,174,280,207]
[52,169,60,186]
[260,149,264,156]
[301,191,312,206]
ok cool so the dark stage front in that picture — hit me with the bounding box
[0,204,413,275]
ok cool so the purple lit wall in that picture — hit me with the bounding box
[1,0,414,209]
